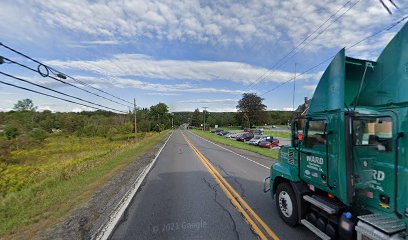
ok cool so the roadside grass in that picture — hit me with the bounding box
[0,130,170,238]
[191,129,278,159]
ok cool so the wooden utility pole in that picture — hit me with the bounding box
[293,63,297,112]
[202,106,208,131]
[134,98,137,142]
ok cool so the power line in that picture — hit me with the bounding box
[0,79,125,113]
[260,54,335,96]
[253,0,362,92]
[260,15,408,96]
[246,0,355,91]
[0,71,127,113]
[0,42,133,105]
[1,56,131,108]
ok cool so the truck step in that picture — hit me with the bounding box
[303,195,338,214]
[301,219,331,240]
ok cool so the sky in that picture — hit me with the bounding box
[0,0,406,113]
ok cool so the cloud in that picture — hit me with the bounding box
[79,40,120,45]
[0,0,402,66]
[46,53,320,84]
[303,84,317,91]
[37,106,54,112]
[72,106,93,112]
[178,99,238,105]
[147,93,180,96]
[175,106,238,112]
[17,0,401,51]
[73,76,245,94]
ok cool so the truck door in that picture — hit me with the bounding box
[299,119,330,189]
[352,115,395,213]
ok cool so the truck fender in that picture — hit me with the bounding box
[289,181,310,223]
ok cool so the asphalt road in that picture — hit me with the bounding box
[110,130,316,240]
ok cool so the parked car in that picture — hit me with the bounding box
[259,137,280,148]
[225,132,243,138]
[217,131,229,136]
[254,128,264,134]
[236,133,254,142]
[211,129,223,133]
[243,128,253,133]
[247,135,270,146]
[223,132,235,138]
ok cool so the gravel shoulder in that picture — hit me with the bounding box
[37,132,171,240]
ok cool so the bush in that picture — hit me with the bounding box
[4,126,19,140]
[30,128,48,142]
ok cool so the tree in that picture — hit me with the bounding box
[13,99,37,112]
[236,93,268,128]
[30,128,48,142]
[191,108,201,127]
[150,103,169,122]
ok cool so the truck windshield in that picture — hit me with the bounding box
[353,117,393,152]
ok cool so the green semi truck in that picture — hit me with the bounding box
[266,22,408,239]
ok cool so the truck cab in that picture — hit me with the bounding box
[268,22,408,240]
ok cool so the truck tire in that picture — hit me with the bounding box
[276,182,298,226]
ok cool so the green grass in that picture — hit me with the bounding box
[0,130,170,239]
[191,129,278,159]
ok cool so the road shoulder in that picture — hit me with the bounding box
[37,131,172,240]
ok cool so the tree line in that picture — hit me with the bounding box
[0,99,174,159]
[175,93,294,128]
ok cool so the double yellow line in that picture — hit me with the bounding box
[181,131,279,240]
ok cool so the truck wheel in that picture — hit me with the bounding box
[276,182,298,226]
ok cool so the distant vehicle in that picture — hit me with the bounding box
[271,125,277,128]
[224,132,237,138]
[211,129,223,133]
[226,132,243,139]
[248,135,272,146]
[247,135,265,145]
[236,133,254,142]
[217,131,229,136]
[258,138,280,148]
[254,128,264,134]
[243,128,253,133]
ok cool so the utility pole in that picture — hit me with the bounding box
[202,106,208,131]
[293,63,297,112]
[134,98,137,142]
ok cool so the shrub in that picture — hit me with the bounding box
[4,126,19,140]
[30,128,48,142]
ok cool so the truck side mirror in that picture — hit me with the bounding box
[292,120,301,147]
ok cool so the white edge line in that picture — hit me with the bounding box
[188,131,271,169]
[93,131,174,240]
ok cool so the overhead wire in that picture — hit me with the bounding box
[0,71,128,113]
[0,42,133,105]
[259,15,408,97]
[0,56,131,108]
[245,0,355,91]
[249,0,362,92]
[0,79,122,113]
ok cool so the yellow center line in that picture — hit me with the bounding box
[181,131,280,240]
